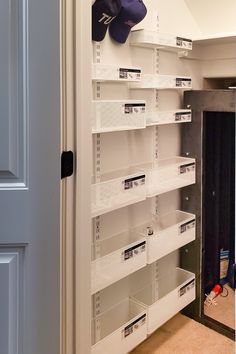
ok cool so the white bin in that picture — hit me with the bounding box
[130,30,193,51]
[92,169,146,217]
[131,268,196,335]
[92,100,146,133]
[92,64,142,82]
[91,230,147,294]
[137,157,196,197]
[146,109,192,126]
[130,74,192,90]
[91,298,147,354]
[140,210,196,264]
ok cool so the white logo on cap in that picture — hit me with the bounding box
[99,13,116,25]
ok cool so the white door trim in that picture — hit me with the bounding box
[60,0,76,353]
[75,1,92,353]
[60,1,92,353]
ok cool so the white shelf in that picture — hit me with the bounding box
[92,169,146,218]
[91,210,196,293]
[130,30,192,53]
[146,109,192,126]
[137,157,196,198]
[92,157,196,216]
[140,210,196,264]
[92,64,142,82]
[130,75,192,90]
[91,298,147,354]
[91,230,147,294]
[131,268,196,335]
[92,100,146,133]
[193,33,236,46]
[92,103,191,133]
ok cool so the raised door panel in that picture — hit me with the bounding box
[0,0,27,188]
[0,0,61,352]
[0,252,20,354]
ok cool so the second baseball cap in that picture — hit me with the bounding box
[109,0,147,44]
[92,0,122,42]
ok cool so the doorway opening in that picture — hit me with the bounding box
[203,111,235,335]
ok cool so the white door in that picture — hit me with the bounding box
[0,1,61,354]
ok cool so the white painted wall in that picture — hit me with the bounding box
[185,0,236,36]
[139,0,236,39]
[138,0,202,37]
[157,0,202,37]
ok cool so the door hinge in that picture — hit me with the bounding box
[61,151,74,179]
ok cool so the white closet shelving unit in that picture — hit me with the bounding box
[91,298,147,354]
[91,6,196,352]
[146,109,192,126]
[92,102,192,133]
[92,64,142,82]
[137,157,196,197]
[143,210,196,264]
[91,209,196,294]
[193,32,236,45]
[91,156,195,217]
[131,268,196,335]
[91,229,147,294]
[130,30,193,52]
[130,74,192,90]
[92,100,147,133]
[73,2,236,352]
[91,169,147,218]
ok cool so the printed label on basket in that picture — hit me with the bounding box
[179,163,195,174]
[123,314,146,338]
[119,68,141,80]
[175,112,191,122]
[123,175,146,190]
[176,78,192,88]
[176,37,193,50]
[122,241,146,262]
[179,279,195,297]
[123,103,146,114]
[179,219,196,234]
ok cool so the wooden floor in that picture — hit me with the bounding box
[131,314,235,354]
[204,284,235,329]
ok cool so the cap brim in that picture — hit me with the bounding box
[109,22,131,44]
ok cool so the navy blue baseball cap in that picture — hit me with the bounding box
[92,0,122,42]
[109,0,147,44]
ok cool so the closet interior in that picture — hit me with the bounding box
[88,1,236,352]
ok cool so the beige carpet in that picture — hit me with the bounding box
[204,285,235,329]
[131,314,235,354]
